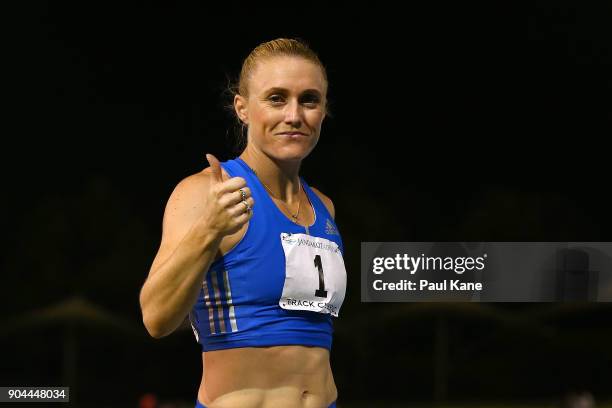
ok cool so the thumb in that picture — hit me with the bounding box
[206,153,223,183]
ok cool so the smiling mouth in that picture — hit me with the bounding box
[278,132,307,136]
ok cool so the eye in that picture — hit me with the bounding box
[268,94,285,104]
[301,94,321,106]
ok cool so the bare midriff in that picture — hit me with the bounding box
[197,345,337,408]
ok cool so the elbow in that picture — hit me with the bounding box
[140,287,166,339]
[139,286,181,339]
[142,312,169,339]
[140,298,170,339]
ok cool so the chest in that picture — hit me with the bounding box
[213,217,345,317]
[216,199,316,260]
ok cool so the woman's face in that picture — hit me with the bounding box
[235,56,327,162]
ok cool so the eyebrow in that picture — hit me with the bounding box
[263,87,323,97]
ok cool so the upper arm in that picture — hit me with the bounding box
[310,187,335,220]
[147,171,213,279]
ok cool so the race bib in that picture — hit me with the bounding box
[279,232,346,317]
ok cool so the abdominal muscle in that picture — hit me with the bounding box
[197,345,337,408]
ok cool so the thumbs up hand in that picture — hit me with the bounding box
[197,154,255,237]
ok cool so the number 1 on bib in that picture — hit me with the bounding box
[314,254,328,298]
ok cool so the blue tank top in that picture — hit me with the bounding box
[189,157,346,352]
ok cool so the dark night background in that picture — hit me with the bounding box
[2,1,611,407]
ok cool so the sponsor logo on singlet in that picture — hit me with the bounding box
[325,218,339,236]
[282,232,340,254]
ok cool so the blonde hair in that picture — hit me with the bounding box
[237,38,328,98]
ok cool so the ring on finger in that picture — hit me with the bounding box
[239,188,247,201]
[241,199,251,212]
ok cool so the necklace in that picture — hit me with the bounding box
[243,161,301,223]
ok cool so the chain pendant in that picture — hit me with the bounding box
[243,159,301,224]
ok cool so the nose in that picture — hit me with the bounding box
[283,99,303,127]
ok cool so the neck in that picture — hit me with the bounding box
[239,148,302,203]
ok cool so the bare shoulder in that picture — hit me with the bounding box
[309,186,335,220]
[165,170,211,220]
[166,166,231,214]
[148,167,227,275]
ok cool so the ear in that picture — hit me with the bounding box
[321,94,329,120]
[234,94,249,124]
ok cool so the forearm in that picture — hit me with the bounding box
[140,226,222,338]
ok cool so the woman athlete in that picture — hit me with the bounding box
[139,38,347,408]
